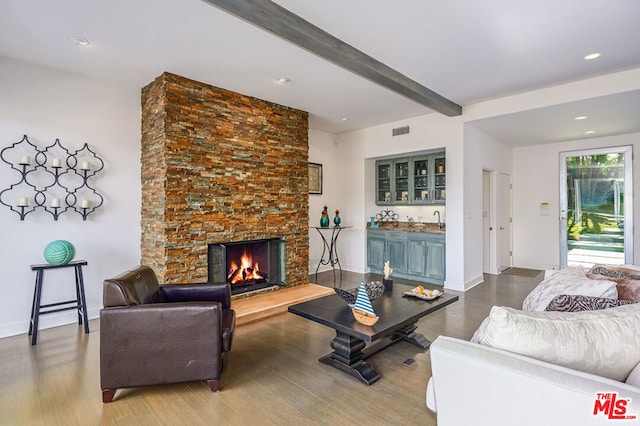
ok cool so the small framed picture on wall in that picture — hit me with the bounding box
[309,162,322,194]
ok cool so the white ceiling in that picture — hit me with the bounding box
[1,0,640,145]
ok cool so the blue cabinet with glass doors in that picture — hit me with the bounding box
[375,151,445,205]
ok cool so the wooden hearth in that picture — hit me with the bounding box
[232,283,334,326]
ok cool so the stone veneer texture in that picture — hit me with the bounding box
[141,72,309,285]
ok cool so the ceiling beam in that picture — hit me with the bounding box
[202,0,462,117]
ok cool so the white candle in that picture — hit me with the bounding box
[51,198,61,208]
[52,158,62,167]
[20,155,31,165]
[80,199,90,208]
[80,161,90,170]
[18,197,28,207]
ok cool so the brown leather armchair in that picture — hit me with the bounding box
[100,265,235,403]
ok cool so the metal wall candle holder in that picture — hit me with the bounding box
[0,135,104,221]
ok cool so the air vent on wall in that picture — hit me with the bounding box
[392,126,410,136]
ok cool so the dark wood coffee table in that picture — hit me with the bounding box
[288,283,458,385]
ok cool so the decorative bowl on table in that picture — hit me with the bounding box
[334,281,384,306]
[402,286,444,300]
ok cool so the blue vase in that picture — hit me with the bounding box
[334,216,341,227]
[320,215,330,227]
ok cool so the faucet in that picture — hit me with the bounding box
[434,210,442,229]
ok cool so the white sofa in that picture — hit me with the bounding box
[427,335,640,426]
[427,265,640,426]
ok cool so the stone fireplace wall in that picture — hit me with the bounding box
[141,72,309,285]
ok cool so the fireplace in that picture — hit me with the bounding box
[141,73,308,286]
[208,238,286,295]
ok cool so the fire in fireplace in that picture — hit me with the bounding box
[208,238,286,295]
[227,247,267,285]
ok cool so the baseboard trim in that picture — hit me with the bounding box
[464,275,484,291]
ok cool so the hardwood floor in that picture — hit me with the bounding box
[0,271,542,425]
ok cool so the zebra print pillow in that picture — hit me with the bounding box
[545,294,637,312]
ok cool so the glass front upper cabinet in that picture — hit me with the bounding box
[412,156,430,204]
[376,162,392,204]
[433,155,446,202]
[375,151,445,206]
[394,160,410,203]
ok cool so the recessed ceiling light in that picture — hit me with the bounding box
[70,36,90,46]
[274,77,290,85]
[341,117,348,121]
[583,52,601,60]
[585,130,596,134]
[574,115,588,120]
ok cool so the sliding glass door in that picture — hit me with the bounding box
[560,146,633,269]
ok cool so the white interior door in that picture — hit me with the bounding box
[498,173,512,271]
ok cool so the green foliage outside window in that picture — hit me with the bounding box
[566,153,624,240]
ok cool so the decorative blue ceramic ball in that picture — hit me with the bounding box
[43,240,76,265]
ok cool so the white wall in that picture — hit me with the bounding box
[465,67,640,274]
[331,113,469,290]
[308,129,342,274]
[11,55,636,341]
[463,125,513,279]
[0,58,141,338]
[306,68,640,291]
[310,111,640,290]
[308,71,640,291]
[512,132,640,270]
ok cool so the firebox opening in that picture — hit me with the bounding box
[227,246,268,285]
[208,238,286,295]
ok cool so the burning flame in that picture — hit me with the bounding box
[228,250,265,284]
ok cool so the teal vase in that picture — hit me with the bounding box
[320,215,330,228]
[333,209,341,227]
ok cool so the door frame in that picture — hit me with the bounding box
[559,146,634,268]
[482,169,512,274]
[482,170,493,273]
[498,172,513,272]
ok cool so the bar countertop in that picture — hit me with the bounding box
[366,221,445,234]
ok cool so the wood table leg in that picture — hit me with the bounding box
[75,264,90,334]
[391,323,431,349]
[319,331,381,385]
[30,269,44,345]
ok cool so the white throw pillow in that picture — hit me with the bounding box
[522,266,617,311]
[544,269,560,279]
[471,304,640,382]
